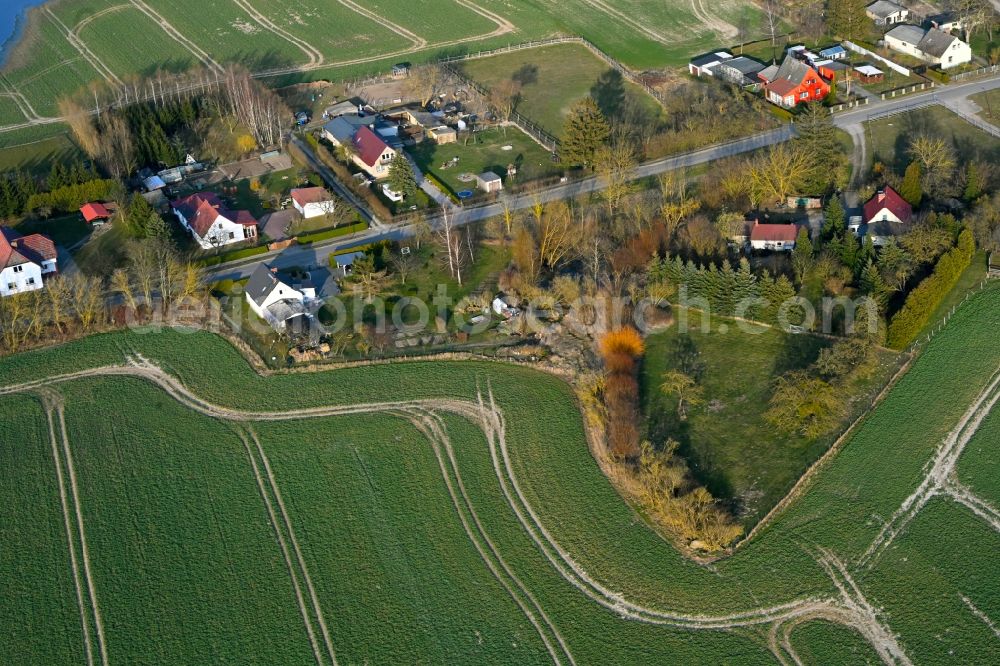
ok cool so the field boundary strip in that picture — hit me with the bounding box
[43,6,121,86]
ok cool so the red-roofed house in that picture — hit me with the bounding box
[762,54,831,109]
[749,221,800,251]
[350,126,397,179]
[854,186,913,246]
[80,202,114,226]
[171,192,258,250]
[1,227,58,297]
[290,187,335,218]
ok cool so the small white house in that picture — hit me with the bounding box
[172,192,258,250]
[884,25,972,69]
[866,1,909,25]
[749,221,799,251]
[1,227,57,298]
[245,264,315,331]
[290,187,335,219]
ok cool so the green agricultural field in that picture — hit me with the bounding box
[0,281,998,663]
[410,127,558,196]
[641,311,901,526]
[74,6,197,78]
[0,133,82,173]
[459,43,663,136]
[867,106,1000,172]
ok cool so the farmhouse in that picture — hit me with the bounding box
[171,192,258,250]
[80,201,114,226]
[290,187,335,218]
[1,227,57,297]
[749,221,799,251]
[323,117,398,179]
[762,55,832,108]
[688,51,733,77]
[245,264,316,331]
[866,1,909,25]
[855,186,913,246]
[884,25,972,69]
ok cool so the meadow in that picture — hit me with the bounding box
[0,279,998,663]
[867,106,1000,172]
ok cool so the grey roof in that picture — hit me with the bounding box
[266,300,308,323]
[690,52,731,68]
[773,54,813,86]
[479,171,501,182]
[885,24,927,47]
[724,56,766,76]
[758,64,780,82]
[818,45,846,57]
[334,251,366,267]
[866,1,906,18]
[917,27,960,57]
[246,264,292,306]
[322,114,377,143]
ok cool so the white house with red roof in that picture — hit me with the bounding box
[290,187,335,218]
[749,221,800,251]
[855,186,913,246]
[171,192,258,250]
[350,126,397,179]
[1,227,58,297]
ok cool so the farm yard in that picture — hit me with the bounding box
[1,278,999,663]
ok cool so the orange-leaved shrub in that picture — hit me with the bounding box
[600,327,644,459]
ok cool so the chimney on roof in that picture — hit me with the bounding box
[877,189,886,203]
[270,267,278,274]
[9,239,17,247]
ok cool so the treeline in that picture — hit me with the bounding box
[26,179,122,218]
[646,255,801,326]
[596,328,742,552]
[0,160,101,219]
[886,228,976,349]
[119,98,202,168]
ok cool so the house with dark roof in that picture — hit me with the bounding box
[749,221,800,251]
[853,186,914,246]
[245,263,317,332]
[1,227,57,297]
[762,54,832,108]
[171,192,258,250]
[688,51,733,77]
[884,25,972,69]
[866,1,909,25]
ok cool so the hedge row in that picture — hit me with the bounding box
[296,220,369,244]
[26,179,122,216]
[197,244,270,267]
[422,172,461,205]
[886,228,975,349]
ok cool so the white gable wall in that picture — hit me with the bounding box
[1,262,44,297]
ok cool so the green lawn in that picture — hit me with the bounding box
[970,89,1000,124]
[459,43,663,136]
[641,309,901,526]
[409,128,558,196]
[15,214,91,249]
[867,106,1000,172]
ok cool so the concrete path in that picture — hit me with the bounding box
[404,152,460,213]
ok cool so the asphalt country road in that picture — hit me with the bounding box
[208,73,1000,282]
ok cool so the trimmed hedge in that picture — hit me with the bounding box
[296,220,369,244]
[422,172,461,205]
[886,228,975,349]
[197,244,270,267]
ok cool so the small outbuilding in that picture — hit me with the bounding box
[477,171,502,193]
[852,64,885,83]
[80,202,113,226]
[428,126,457,145]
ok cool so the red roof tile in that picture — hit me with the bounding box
[172,192,256,238]
[750,221,799,242]
[0,226,56,269]
[863,186,912,225]
[352,126,390,167]
[80,202,111,222]
[290,187,328,206]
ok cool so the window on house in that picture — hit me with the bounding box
[6,283,14,290]
[800,91,808,99]
[13,265,23,273]
[27,277,35,285]
[228,232,235,240]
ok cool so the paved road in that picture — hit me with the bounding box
[209,73,1000,282]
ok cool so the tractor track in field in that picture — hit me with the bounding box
[127,0,223,72]
[0,355,939,665]
[38,392,109,666]
[230,0,324,68]
[237,427,336,666]
[335,0,425,50]
[43,6,121,86]
[689,0,739,40]
[578,0,672,45]
[859,366,1000,569]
